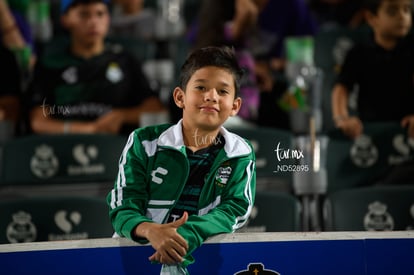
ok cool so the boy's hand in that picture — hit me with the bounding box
[335,116,363,139]
[401,115,414,138]
[137,212,189,265]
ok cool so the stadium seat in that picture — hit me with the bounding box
[0,120,14,145]
[0,196,113,244]
[238,191,302,232]
[324,185,414,231]
[0,134,126,198]
[326,122,412,193]
[228,126,295,192]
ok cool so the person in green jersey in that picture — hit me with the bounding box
[107,46,256,274]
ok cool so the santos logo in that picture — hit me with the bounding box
[30,144,59,179]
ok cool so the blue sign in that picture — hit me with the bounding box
[0,236,413,275]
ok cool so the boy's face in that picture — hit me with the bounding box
[368,0,412,39]
[173,66,242,131]
[61,3,110,46]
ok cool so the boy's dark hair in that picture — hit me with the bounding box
[363,0,384,14]
[364,0,414,15]
[179,46,244,97]
[362,0,384,14]
[61,0,109,14]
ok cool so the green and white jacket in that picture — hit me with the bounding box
[107,120,256,267]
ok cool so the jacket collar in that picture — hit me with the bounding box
[158,119,252,158]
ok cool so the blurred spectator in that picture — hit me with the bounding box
[0,0,29,49]
[189,0,263,126]
[186,0,316,130]
[0,40,22,138]
[331,0,414,139]
[252,0,318,71]
[0,0,35,70]
[109,0,156,40]
[243,0,318,130]
[27,0,166,136]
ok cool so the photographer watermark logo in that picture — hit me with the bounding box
[192,128,223,147]
[41,98,70,117]
[273,142,309,173]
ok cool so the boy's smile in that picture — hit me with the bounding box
[199,105,219,113]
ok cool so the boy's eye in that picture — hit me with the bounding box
[194,86,230,95]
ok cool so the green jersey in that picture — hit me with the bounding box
[107,120,256,267]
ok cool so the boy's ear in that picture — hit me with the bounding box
[364,9,376,28]
[230,97,242,116]
[173,87,185,109]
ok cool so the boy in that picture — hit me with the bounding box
[27,0,165,135]
[331,0,414,139]
[107,46,256,274]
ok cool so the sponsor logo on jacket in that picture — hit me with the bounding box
[151,167,168,184]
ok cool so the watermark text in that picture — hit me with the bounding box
[41,98,70,117]
[192,128,222,147]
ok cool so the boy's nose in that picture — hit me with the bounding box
[204,89,218,102]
